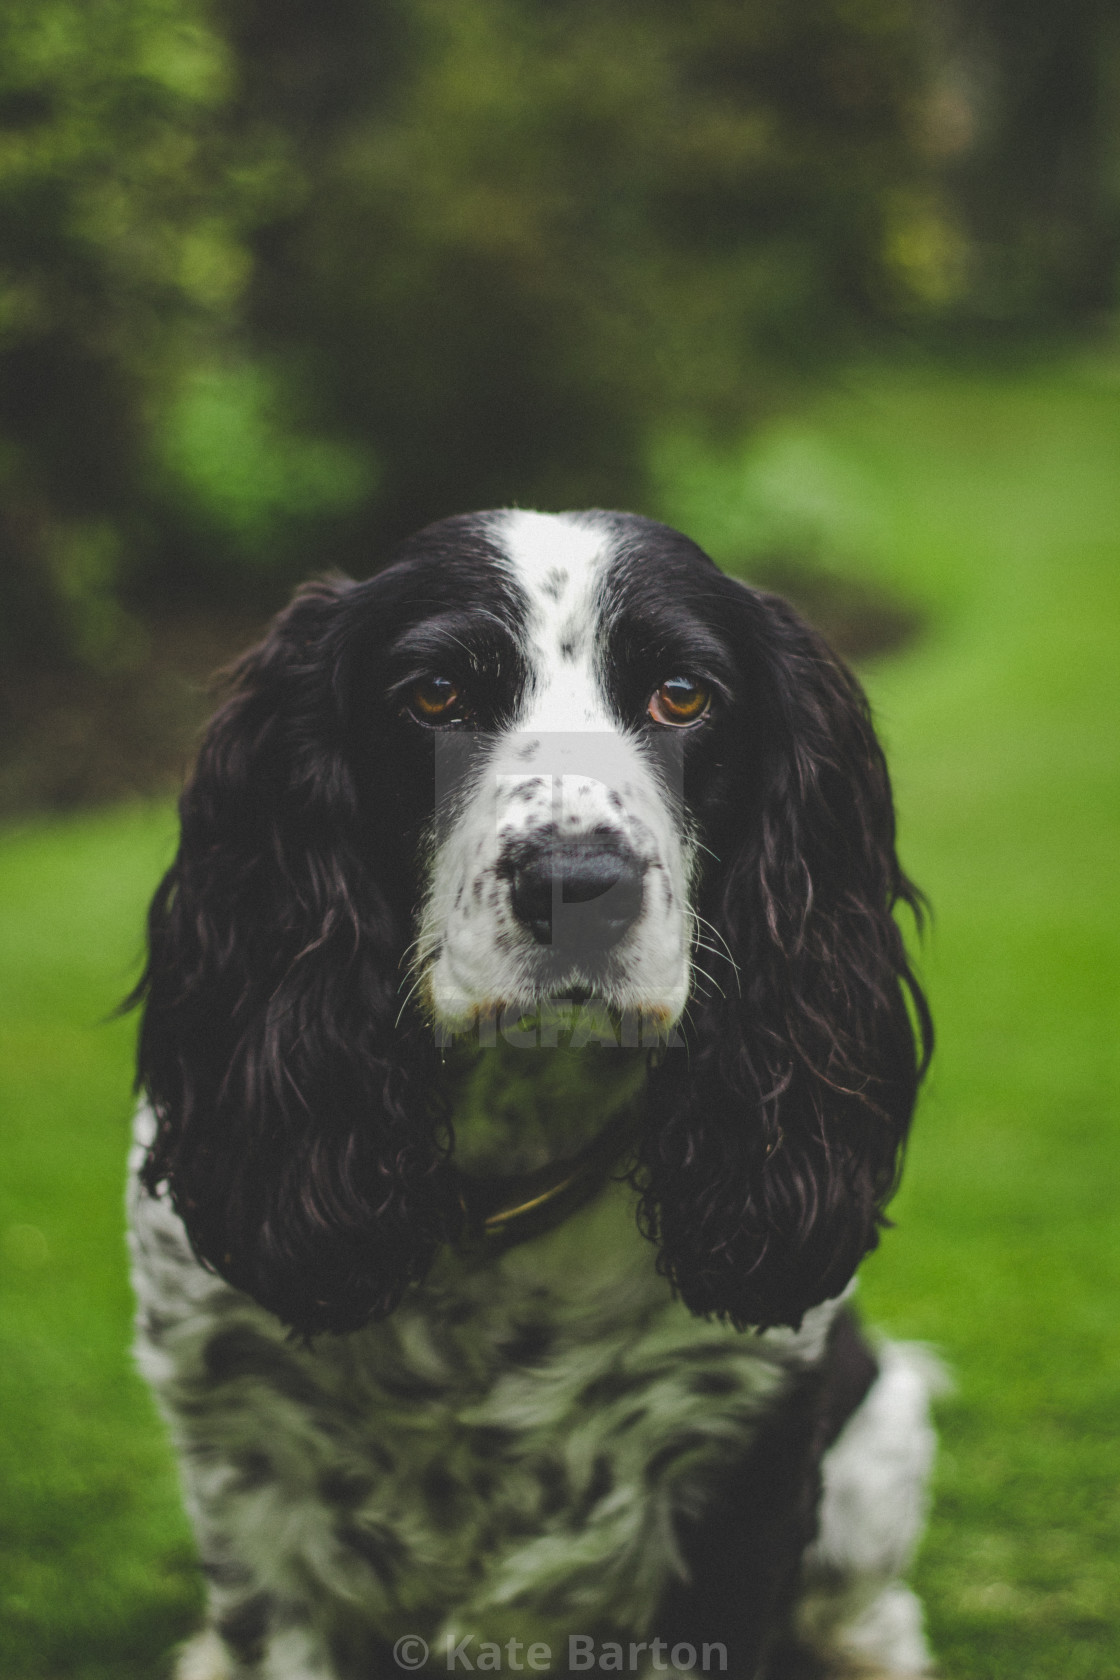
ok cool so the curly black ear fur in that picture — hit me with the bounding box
[130,578,452,1337]
[639,582,932,1330]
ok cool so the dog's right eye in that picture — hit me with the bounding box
[408,677,464,724]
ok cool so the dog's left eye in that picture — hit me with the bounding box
[408,677,465,724]
[648,677,711,727]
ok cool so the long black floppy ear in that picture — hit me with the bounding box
[639,581,932,1330]
[130,578,452,1336]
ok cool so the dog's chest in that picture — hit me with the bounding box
[131,1091,834,1640]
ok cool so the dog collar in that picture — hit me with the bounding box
[452,1105,640,1254]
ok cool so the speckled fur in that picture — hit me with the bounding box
[130,1101,935,1680]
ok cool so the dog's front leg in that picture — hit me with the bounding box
[789,1343,945,1678]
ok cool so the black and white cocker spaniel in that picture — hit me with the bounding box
[129,510,940,1680]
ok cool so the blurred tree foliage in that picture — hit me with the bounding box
[1,0,932,664]
[0,0,1117,691]
[0,0,255,667]
[217,0,931,545]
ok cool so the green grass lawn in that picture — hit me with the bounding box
[2,352,1118,1678]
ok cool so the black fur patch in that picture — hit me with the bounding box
[498,1321,555,1364]
[336,1520,406,1585]
[203,1328,323,1407]
[573,1453,614,1522]
[468,1425,518,1460]
[579,1368,652,1405]
[422,1463,464,1517]
[644,1431,711,1487]
[536,1458,569,1517]
[689,1371,741,1397]
[217,1592,273,1664]
[232,1450,274,1490]
[319,1467,376,1508]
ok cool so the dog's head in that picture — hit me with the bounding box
[135,510,930,1335]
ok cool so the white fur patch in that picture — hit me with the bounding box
[793,1341,948,1675]
[498,509,612,732]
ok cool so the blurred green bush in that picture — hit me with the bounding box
[1,0,1117,685]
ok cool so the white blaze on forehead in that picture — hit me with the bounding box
[495,510,613,731]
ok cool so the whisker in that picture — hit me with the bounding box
[691,910,738,966]
[398,934,424,968]
[691,936,728,963]
[689,958,727,1002]
[690,910,742,995]
[394,971,427,1029]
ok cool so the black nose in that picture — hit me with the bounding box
[509,838,645,949]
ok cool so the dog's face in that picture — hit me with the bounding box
[398,510,733,1030]
[135,508,929,1336]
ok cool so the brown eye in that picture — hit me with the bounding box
[410,676,462,722]
[648,676,711,727]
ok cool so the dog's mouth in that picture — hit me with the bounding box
[414,942,688,1045]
